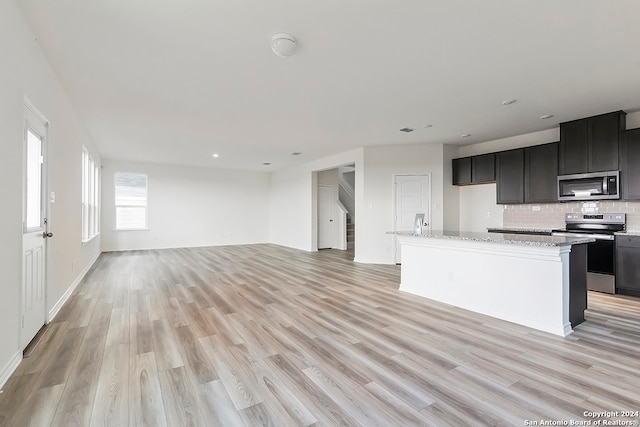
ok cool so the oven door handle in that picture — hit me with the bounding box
[552,232,614,241]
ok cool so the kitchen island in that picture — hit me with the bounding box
[394,231,593,336]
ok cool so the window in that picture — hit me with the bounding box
[25,128,44,231]
[115,172,147,230]
[82,147,100,242]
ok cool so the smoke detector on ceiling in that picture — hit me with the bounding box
[271,33,297,57]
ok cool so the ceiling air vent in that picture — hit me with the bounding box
[399,127,414,133]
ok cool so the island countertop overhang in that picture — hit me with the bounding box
[388,230,594,247]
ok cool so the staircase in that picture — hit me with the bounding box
[339,168,356,252]
[347,215,355,251]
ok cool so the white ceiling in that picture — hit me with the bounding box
[17,0,640,171]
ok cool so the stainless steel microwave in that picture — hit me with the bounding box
[557,171,620,201]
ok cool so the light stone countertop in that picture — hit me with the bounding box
[390,230,594,247]
[615,231,640,236]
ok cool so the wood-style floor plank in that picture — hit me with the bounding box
[1,244,639,426]
[129,352,167,427]
[158,366,205,426]
[89,343,129,427]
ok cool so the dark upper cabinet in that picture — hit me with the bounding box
[524,142,559,203]
[620,128,640,200]
[590,112,625,171]
[452,157,472,185]
[559,119,589,175]
[559,111,626,175]
[496,148,524,204]
[472,153,495,183]
[452,153,495,185]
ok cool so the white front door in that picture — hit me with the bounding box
[394,174,430,263]
[318,185,335,249]
[21,103,49,349]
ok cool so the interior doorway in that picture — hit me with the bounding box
[315,164,356,253]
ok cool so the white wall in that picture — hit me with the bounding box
[269,144,450,264]
[0,0,101,386]
[357,144,445,264]
[627,111,640,129]
[458,128,560,157]
[459,184,504,231]
[269,149,364,252]
[101,160,270,251]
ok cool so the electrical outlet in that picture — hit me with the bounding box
[532,206,541,212]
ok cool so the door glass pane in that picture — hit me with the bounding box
[26,129,43,230]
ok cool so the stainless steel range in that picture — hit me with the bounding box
[552,213,626,294]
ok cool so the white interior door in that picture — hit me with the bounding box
[318,185,335,249]
[394,174,430,263]
[21,104,49,349]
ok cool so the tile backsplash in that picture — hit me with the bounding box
[503,201,640,231]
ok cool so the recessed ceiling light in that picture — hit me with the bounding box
[212,153,219,158]
[461,133,471,138]
[262,162,271,166]
[421,124,433,129]
[291,152,302,156]
[399,127,414,133]
[501,99,517,105]
[540,114,554,119]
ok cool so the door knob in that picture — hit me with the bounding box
[329,219,333,222]
[42,232,53,238]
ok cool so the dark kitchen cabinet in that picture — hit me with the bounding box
[496,148,524,204]
[615,234,640,297]
[559,119,588,175]
[452,157,471,185]
[471,153,495,183]
[558,111,626,175]
[524,142,559,203]
[590,112,624,171]
[620,128,640,200]
[568,243,587,327]
[452,154,495,185]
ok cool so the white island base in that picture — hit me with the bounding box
[397,234,587,337]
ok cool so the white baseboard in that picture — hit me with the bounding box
[353,256,395,265]
[48,252,101,322]
[0,351,22,391]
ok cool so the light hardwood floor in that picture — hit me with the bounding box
[1,244,639,426]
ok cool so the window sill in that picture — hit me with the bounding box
[82,233,100,245]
